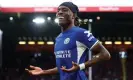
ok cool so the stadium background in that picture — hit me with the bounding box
[0,1,133,79]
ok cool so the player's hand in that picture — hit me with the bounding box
[60,61,80,73]
[25,65,44,75]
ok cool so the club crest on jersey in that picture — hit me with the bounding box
[64,38,70,44]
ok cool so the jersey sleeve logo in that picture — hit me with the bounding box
[64,38,70,44]
[84,31,94,41]
[84,31,91,37]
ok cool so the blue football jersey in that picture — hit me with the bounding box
[54,26,98,80]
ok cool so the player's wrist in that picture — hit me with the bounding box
[79,63,85,70]
[42,70,49,75]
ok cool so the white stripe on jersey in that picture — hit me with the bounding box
[76,41,87,64]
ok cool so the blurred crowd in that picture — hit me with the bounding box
[0,50,133,80]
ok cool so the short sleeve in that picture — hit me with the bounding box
[77,29,99,50]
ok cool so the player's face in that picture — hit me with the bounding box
[56,6,74,27]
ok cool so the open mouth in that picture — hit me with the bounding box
[58,17,64,20]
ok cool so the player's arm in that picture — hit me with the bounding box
[42,67,58,75]
[84,42,111,68]
[26,66,58,75]
[79,30,111,70]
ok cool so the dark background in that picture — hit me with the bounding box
[0,12,133,80]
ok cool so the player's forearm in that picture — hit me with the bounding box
[85,50,111,68]
[42,67,58,75]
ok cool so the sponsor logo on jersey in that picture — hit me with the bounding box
[54,50,71,58]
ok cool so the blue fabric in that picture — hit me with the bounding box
[54,26,98,80]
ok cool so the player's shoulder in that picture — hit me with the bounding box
[55,33,62,40]
[74,27,89,34]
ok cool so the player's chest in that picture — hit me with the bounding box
[55,35,77,50]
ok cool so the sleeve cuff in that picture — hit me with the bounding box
[89,40,99,50]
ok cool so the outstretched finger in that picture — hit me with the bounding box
[25,69,33,75]
[72,61,78,66]
[61,67,74,72]
[30,65,36,69]
[25,68,31,72]
[25,68,29,71]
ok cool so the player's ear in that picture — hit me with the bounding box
[72,13,76,19]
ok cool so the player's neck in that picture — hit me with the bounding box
[61,24,75,32]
